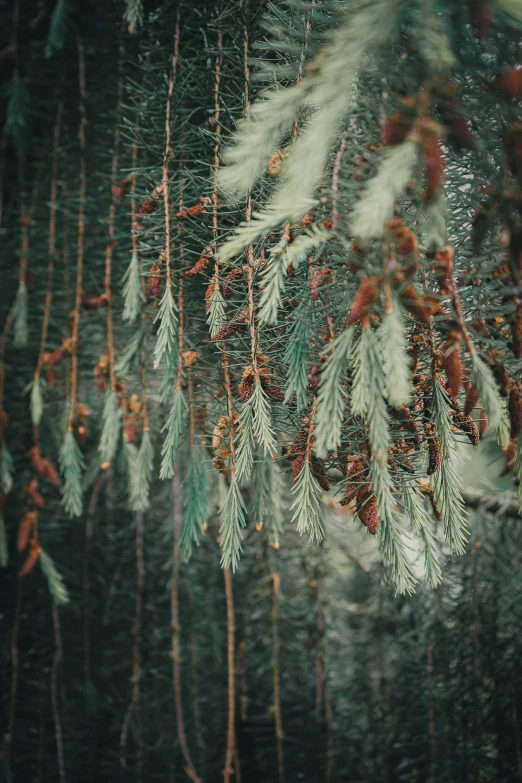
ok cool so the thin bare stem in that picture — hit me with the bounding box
[68,35,87,431]
[172,472,202,783]
[51,603,66,783]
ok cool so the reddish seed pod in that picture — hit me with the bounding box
[464,385,479,416]
[425,423,443,475]
[442,336,463,400]
[185,254,211,278]
[239,366,255,403]
[17,511,37,552]
[149,263,162,299]
[309,267,332,301]
[19,540,41,577]
[423,131,445,203]
[222,268,243,299]
[400,285,440,324]
[346,276,380,326]
[356,488,378,535]
[138,198,159,215]
[453,411,480,447]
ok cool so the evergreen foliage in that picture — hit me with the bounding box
[1,0,522,777]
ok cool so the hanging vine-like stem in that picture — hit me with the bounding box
[171,472,202,783]
[51,603,66,783]
[67,34,87,432]
[104,36,125,394]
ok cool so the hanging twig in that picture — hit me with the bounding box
[67,34,87,432]
[104,35,125,397]
[427,639,437,783]
[0,577,22,760]
[51,603,66,783]
[171,472,202,783]
[83,473,105,682]
[271,561,285,783]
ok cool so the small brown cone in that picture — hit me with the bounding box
[425,423,443,475]
[149,263,162,299]
[442,336,463,399]
[239,366,255,403]
[356,488,378,535]
[453,411,480,446]
[19,540,41,577]
[464,385,479,416]
[346,276,380,326]
[17,511,37,552]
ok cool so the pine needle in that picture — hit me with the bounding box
[315,327,354,458]
[219,476,247,571]
[122,251,143,323]
[160,389,186,480]
[471,353,510,448]
[351,141,419,238]
[0,442,14,495]
[39,549,70,605]
[291,460,325,544]
[99,389,122,465]
[379,303,410,407]
[432,379,468,554]
[153,286,178,370]
[59,430,84,518]
[13,282,28,348]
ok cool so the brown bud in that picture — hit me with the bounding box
[309,267,332,301]
[222,268,243,299]
[123,414,140,444]
[300,213,314,229]
[149,263,162,299]
[453,411,480,446]
[442,336,463,399]
[17,511,37,552]
[0,410,8,434]
[175,200,210,220]
[25,479,45,509]
[400,285,440,324]
[19,540,41,577]
[212,312,248,342]
[464,384,479,416]
[138,198,159,215]
[268,148,289,177]
[356,488,378,535]
[425,423,443,475]
[239,366,255,403]
[185,254,211,278]
[346,276,380,326]
[41,458,60,488]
